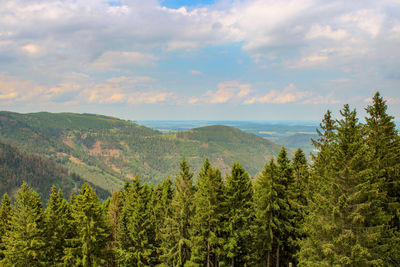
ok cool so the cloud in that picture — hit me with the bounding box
[244,83,312,104]
[190,70,202,75]
[88,51,158,71]
[306,25,347,40]
[0,0,398,74]
[0,73,44,103]
[22,44,40,55]
[0,72,171,106]
[301,93,340,105]
[0,91,17,100]
[204,81,251,104]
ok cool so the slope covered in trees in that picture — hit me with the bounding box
[0,111,283,192]
[0,142,110,202]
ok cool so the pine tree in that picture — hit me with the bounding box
[44,186,74,266]
[64,183,110,266]
[289,148,309,264]
[299,105,372,266]
[162,159,195,266]
[276,147,298,266]
[117,179,158,266]
[2,182,47,266]
[292,148,309,202]
[152,177,174,263]
[224,162,254,266]
[107,191,122,266]
[189,159,225,266]
[363,92,400,264]
[0,193,12,260]
[253,159,279,267]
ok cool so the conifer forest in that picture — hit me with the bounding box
[0,92,399,266]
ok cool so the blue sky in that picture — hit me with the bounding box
[0,0,399,121]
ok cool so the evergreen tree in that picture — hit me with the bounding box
[162,159,195,266]
[0,193,12,260]
[189,159,225,266]
[44,186,74,266]
[64,183,110,266]
[300,105,373,266]
[289,148,309,263]
[253,159,279,267]
[276,147,297,266]
[224,162,253,266]
[292,148,309,202]
[152,177,174,263]
[107,191,122,266]
[2,182,47,266]
[364,92,400,264]
[117,179,158,266]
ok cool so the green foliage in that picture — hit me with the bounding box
[162,159,195,266]
[2,183,47,266]
[64,183,110,266]
[0,111,283,192]
[0,193,12,260]
[224,162,254,266]
[117,179,158,266]
[152,177,174,261]
[189,159,226,266]
[363,92,400,264]
[44,186,74,266]
[254,148,299,267]
[0,142,110,202]
[0,92,397,266]
[299,98,400,266]
[253,160,279,266]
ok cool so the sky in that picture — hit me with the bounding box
[0,0,399,121]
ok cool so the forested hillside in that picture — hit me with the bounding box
[0,112,283,192]
[0,142,110,202]
[0,92,398,266]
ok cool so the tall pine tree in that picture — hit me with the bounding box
[44,186,74,266]
[300,105,373,265]
[363,92,400,264]
[64,183,110,266]
[162,159,195,266]
[2,183,47,266]
[189,159,225,266]
[117,179,158,266]
[224,162,254,266]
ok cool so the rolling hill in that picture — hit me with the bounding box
[0,142,110,202]
[0,111,284,193]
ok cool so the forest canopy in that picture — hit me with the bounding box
[0,92,398,266]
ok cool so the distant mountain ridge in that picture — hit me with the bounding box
[0,111,284,193]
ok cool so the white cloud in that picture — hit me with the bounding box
[22,44,39,54]
[306,25,347,40]
[301,93,340,105]
[204,81,251,104]
[88,51,158,71]
[339,9,383,38]
[0,0,398,74]
[0,72,171,106]
[0,73,44,102]
[244,83,312,104]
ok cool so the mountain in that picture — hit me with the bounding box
[0,111,283,192]
[0,142,110,202]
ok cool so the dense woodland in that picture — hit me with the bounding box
[0,142,110,202]
[0,92,399,266]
